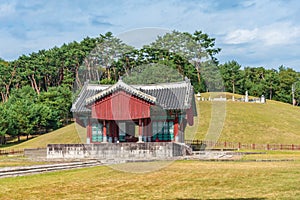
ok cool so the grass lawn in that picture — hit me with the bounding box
[0,160,299,200]
[0,156,51,167]
[1,124,81,150]
[240,150,300,161]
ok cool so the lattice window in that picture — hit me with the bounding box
[92,122,103,142]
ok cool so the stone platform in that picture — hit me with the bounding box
[47,142,190,160]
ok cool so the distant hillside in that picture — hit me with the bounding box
[186,92,300,144]
[3,92,300,150]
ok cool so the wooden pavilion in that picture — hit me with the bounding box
[71,78,197,144]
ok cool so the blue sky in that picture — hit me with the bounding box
[1,0,300,71]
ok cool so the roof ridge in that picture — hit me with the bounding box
[85,79,156,105]
[184,83,192,108]
[71,80,89,111]
[133,81,188,90]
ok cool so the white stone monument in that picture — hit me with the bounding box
[196,92,201,101]
[261,95,265,103]
[245,91,249,102]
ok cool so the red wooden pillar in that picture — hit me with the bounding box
[144,118,148,142]
[103,120,107,143]
[110,121,115,143]
[112,121,119,143]
[115,121,119,142]
[143,118,147,142]
[109,121,113,142]
[174,114,179,142]
[146,118,152,142]
[148,118,153,142]
[87,117,92,144]
[138,119,143,142]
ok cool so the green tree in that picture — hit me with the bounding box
[118,47,199,90]
[242,67,267,97]
[263,69,280,100]
[5,86,37,140]
[38,86,72,127]
[0,59,16,102]
[275,66,299,103]
[219,60,243,94]
[0,103,9,144]
[201,60,224,92]
[84,32,134,82]
[149,30,221,89]
[123,63,183,84]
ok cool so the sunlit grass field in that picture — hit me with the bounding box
[0,160,299,200]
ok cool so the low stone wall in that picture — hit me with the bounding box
[47,142,188,160]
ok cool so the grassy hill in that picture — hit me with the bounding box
[3,124,81,150]
[2,92,300,150]
[186,92,300,144]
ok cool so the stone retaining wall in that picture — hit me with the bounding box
[47,142,188,160]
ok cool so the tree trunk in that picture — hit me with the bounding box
[196,70,201,84]
[44,76,49,91]
[0,135,6,145]
[232,81,235,94]
[96,69,100,82]
[195,61,201,85]
[1,92,5,103]
[58,67,64,85]
[4,66,16,102]
[112,67,117,81]
[75,64,82,88]
[107,67,111,80]
[31,74,40,95]
[29,76,35,91]
[124,57,130,76]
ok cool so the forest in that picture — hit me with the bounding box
[0,30,299,144]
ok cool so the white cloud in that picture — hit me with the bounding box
[117,28,170,48]
[0,2,15,17]
[223,22,300,47]
[224,29,258,44]
[260,23,300,45]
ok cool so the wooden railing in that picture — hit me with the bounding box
[0,149,24,156]
[185,140,300,151]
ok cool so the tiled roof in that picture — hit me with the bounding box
[71,78,195,113]
[86,79,156,105]
[71,83,109,113]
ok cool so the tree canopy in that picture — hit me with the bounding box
[123,63,183,84]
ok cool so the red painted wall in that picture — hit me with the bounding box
[91,91,153,120]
